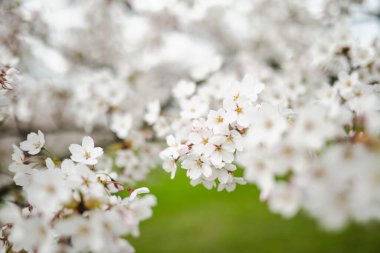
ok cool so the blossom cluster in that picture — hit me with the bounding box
[160,75,265,191]
[0,131,155,253]
[161,47,380,229]
[1,0,378,170]
[69,70,161,185]
[0,0,379,236]
[159,32,380,229]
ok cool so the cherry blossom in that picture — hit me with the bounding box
[182,155,213,180]
[19,130,45,155]
[110,113,133,139]
[0,1,380,248]
[69,136,104,165]
[1,132,155,252]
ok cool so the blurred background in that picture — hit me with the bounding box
[1,1,380,252]
[130,169,380,253]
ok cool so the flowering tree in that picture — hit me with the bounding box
[1,0,380,252]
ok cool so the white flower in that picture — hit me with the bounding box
[69,136,104,165]
[119,194,157,237]
[74,165,105,198]
[182,155,213,180]
[351,46,375,67]
[335,71,361,99]
[289,105,334,150]
[9,145,34,187]
[238,150,275,196]
[160,135,189,160]
[188,128,213,155]
[60,159,84,189]
[190,177,217,190]
[271,140,308,174]
[225,130,243,152]
[160,155,178,179]
[110,113,133,139]
[26,169,71,213]
[247,103,287,147]
[7,216,54,253]
[268,183,300,218]
[10,144,26,166]
[19,130,45,155]
[153,117,172,137]
[217,171,246,192]
[239,74,265,102]
[0,202,22,225]
[204,136,235,168]
[203,73,235,100]
[55,215,97,252]
[191,118,207,132]
[180,96,209,119]
[90,210,130,251]
[206,109,230,134]
[144,99,161,125]
[116,150,139,169]
[190,53,222,80]
[260,82,289,107]
[345,84,378,114]
[223,97,252,128]
[173,80,196,98]
[116,150,148,183]
[160,134,187,178]
[224,75,263,102]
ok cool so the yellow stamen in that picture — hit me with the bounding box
[84,151,91,159]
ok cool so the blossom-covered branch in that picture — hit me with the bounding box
[1,132,155,253]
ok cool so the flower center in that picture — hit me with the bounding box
[84,151,91,159]
[354,89,362,97]
[78,225,90,235]
[82,177,90,186]
[46,185,55,193]
[304,121,314,131]
[264,120,273,129]
[282,146,293,157]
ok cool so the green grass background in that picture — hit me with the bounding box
[130,169,380,253]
